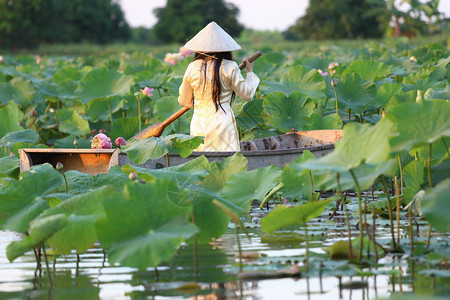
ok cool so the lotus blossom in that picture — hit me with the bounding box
[0,56,4,63]
[328,62,339,75]
[91,133,112,149]
[318,69,328,77]
[179,46,193,57]
[141,87,154,97]
[410,56,417,62]
[164,52,183,65]
[115,137,126,148]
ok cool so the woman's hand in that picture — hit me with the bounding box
[243,58,255,73]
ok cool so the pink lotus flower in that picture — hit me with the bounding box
[115,137,126,148]
[164,52,183,65]
[141,87,154,97]
[318,69,328,77]
[91,133,112,149]
[0,56,4,63]
[328,62,339,75]
[179,46,193,57]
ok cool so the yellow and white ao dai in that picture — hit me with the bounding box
[178,59,260,151]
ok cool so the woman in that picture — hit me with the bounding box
[178,22,260,151]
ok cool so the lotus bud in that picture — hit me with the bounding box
[99,128,106,134]
[73,139,78,147]
[90,129,97,136]
[141,87,154,97]
[0,55,4,63]
[410,56,417,63]
[128,171,138,181]
[331,79,336,87]
[317,69,328,77]
[382,110,386,118]
[56,162,64,171]
[31,109,37,117]
[49,108,55,113]
[115,137,126,148]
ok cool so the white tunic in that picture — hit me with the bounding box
[178,58,260,151]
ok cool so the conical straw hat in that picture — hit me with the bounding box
[184,21,241,53]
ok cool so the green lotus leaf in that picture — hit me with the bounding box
[261,200,331,234]
[263,65,326,99]
[96,181,198,270]
[75,67,134,104]
[111,117,140,140]
[306,113,343,130]
[252,52,286,75]
[201,152,247,193]
[56,108,90,136]
[6,213,69,262]
[236,99,264,131]
[123,53,167,75]
[135,71,170,89]
[122,134,203,164]
[424,86,450,101]
[0,163,63,232]
[35,81,76,100]
[342,60,391,82]
[263,92,315,132]
[153,96,191,134]
[38,186,113,254]
[403,159,426,204]
[281,150,316,200]
[85,96,124,122]
[54,135,91,149]
[386,100,450,153]
[0,155,19,178]
[0,101,24,138]
[0,77,35,106]
[0,130,39,152]
[60,166,130,195]
[334,73,377,114]
[376,83,403,108]
[220,165,282,211]
[421,179,450,233]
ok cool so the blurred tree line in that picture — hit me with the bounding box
[0,0,130,49]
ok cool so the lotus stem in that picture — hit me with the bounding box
[260,182,284,209]
[191,212,199,281]
[136,95,141,132]
[333,85,338,115]
[108,99,114,126]
[304,222,310,271]
[235,224,243,273]
[212,200,251,242]
[426,144,433,248]
[363,194,370,259]
[336,173,353,260]
[372,212,379,261]
[62,172,68,193]
[348,109,352,122]
[165,153,170,167]
[323,97,329,110]
[380,176,396,248]
[309,171,314,202]
[409,207,414,256]
[41,242,52,286]
[397,155,404,192]
[349,169,363,262]
[395,176,401,245]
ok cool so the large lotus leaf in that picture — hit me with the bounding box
[403,159,426,204]
[263,65,326,99]
[430,159,450,188]
[424,86,450,101]
[53,135,90,149]
[56,108,90,136]
[0,101,24,138]
[60,166,130,195]
[38,186,113,254]
[252,52,286,75]
[0,130,39,152]
[96,181,198,270]
[386,100,450,153]
[0,155,19,178]
[34,81,76,100]
[421,179,450,233]
[306,113,343,130]
[6,213,68,262]
[410,136,450,166]
[109,117,138,141]
[298,120,395,174]
[85,96,124,122]
[152,96,191,135]
[236,99,264,131]
[123,53,167,75]
[52,66,88,83]
[0,164,63,232]
[220,165,282,211]
[75,67,134,104]
[123,134,203,164]
[376,83,403,107]
[200,152,247,193]
[261,200,331,234]
[342,60,391,82]
[0,77,35,106]
[135,71,170,89]
[263,92,315,132]
[335,73,377,114]
[281,150,316,200]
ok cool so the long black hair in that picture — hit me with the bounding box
[193,52,236,112]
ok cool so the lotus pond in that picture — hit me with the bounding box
[0,39,449,299]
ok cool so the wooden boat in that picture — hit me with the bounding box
[19,130,343,175]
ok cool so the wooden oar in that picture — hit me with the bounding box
[132,50,263,140]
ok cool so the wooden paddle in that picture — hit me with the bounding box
[132,50,263,140]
